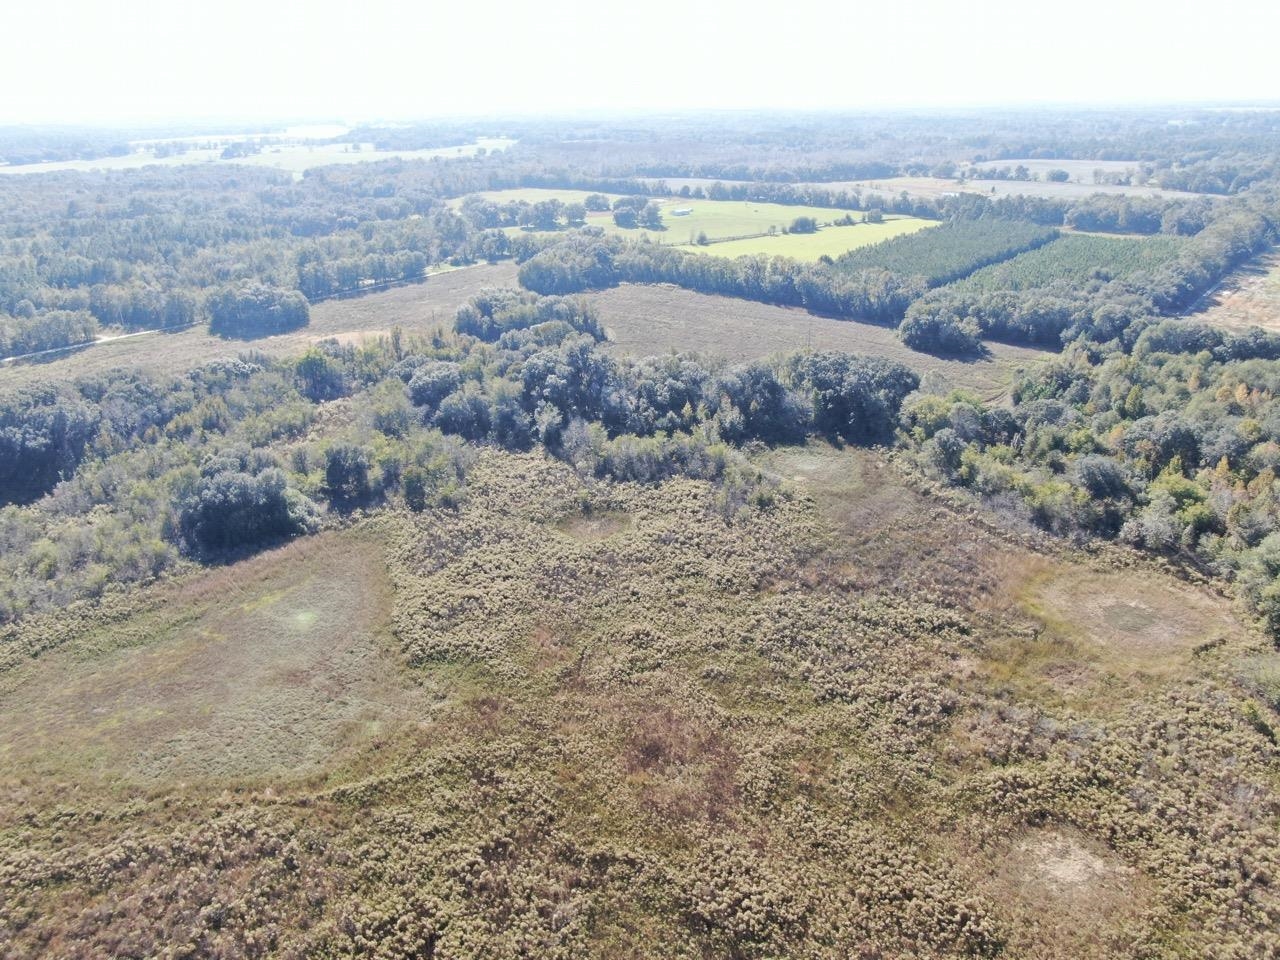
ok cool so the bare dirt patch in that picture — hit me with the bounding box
[0,531,421,786]
[554,508,632,542]
[1194,249,1280,332]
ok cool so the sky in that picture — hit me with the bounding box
[5,0,1280,125]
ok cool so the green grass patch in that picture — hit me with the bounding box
[683,219,934,260]
[461,189,933,259]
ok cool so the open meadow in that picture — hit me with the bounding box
[0,530,412,786]
[0,262,519,384]
[456,188,936,259]
[4,103,1280,958]
[590,282,1051,402]
[4,256,1036,404]
[683,218,931,259]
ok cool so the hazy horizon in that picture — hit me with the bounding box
[7,0,1280,125]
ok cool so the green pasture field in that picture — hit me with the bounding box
[686,218,933,260]
[462,189,936,259]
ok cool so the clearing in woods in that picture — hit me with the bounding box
[681,218,930,259]
[0,530,418,786]
[590,282,1052,402]
[453,188,936,258]
[799,175,1206,202]
[7,257,1045,403]
[1194,248,1280,332]
[0,261,519,385]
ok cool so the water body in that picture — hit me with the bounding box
[0,135,517,177]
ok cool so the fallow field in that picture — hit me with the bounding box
[590,283,1051,403]
[0,261,519,385]
[1195,248,1280,332]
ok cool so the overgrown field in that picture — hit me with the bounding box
[948,234,1187,294]
[0,531,407,784]
[1,447,1276,958]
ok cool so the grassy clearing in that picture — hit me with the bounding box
[1195,248,1280,332]
[681,219,932,260]
[623,198,906,246]
[589,282,1052,403]
[459,188,935,258]
[763,444,1255,700]
[0,530,415,786]
[1,261,518,384]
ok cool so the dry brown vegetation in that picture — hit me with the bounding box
[5,259,1046,406]
[591,283,1051,403]
[0,263,518,386]
[1195,248,1280,332]
[1,446,1277,957]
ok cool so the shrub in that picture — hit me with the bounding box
[207,283,310,339]
[407,361,463,411]
[898,309,983,356]
[322,444,372,505]
[790,352,920,445]
[179,468,318,552]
